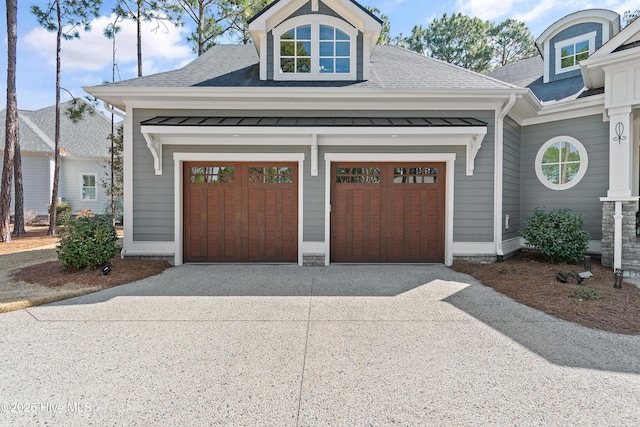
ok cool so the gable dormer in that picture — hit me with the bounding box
[535,9,620,83]
[248,0,382,81]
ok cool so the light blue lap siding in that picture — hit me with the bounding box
[131,109,496,243]
[503,116,521,240]
[520,114,608,240]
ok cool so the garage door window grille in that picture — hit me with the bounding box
[335,167,381,184]
[190,166,234,183]
[393,167,437,184]
[248,166,294,184]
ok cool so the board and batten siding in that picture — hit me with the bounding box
[58,157,109,215]
[520,114,608,240]
[502,116,521,241]
[131,109,496,244]
[0,153,51,215]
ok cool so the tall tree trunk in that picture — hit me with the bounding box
[198,2,204,56]
[137,0,142,77]
[48,1,63,236]
[1,0,18,243]
[12,142,25,236]
[111,24,117,225]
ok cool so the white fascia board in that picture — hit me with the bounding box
[86,86,525,109]
[581,47,640,89]
[521,95,605,126]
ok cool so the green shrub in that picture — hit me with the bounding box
[521,207,590,263]
[57,215,119,270]
[567,286,604,300]
[49,201,73,225]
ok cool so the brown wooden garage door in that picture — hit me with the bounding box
[331,162,445,263]
[184,162,298,262]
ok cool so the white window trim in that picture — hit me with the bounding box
[81,172,98,201]
[535,136,588,190]
[273,15,357,81]
[554,31,596,75]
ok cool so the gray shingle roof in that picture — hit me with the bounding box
[1,100,112,158]
[98,45,517,91]
[488,56,590,102]
[488,57,543,88]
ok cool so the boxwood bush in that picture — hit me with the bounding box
[521,207,590,263]
[57,215,119,270]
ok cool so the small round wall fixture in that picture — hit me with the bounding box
[535,136,588,190]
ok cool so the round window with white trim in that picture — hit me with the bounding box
[535,136,588,190]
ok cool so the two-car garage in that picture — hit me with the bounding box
[183,161,445,264]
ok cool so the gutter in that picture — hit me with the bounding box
[494,93,517,261]
[103,101,126,119]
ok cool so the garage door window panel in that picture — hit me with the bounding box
[335,167,381,184]
[190,166,234,183]
[248,166,294,184]
[393,166,438,184]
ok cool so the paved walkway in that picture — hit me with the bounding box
[1,265,639,426]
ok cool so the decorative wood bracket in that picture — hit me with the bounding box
[142,133,163,175]
[466,133,484,176]
[312,0,319,11]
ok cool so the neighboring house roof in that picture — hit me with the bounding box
[98,45,517,91]
[0,100,112,158]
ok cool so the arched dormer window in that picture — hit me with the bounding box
[273,15,357,81]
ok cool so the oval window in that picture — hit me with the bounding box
[535,136,588,190]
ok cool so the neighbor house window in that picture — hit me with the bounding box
[82,174,97,200]
[274,15,357,80]
[555,32,596,74]
[535,136,588,190]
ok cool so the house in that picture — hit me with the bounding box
[0,100,112,219]
[84,1,640,274]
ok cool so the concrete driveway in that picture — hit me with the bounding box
[1,264,639,426]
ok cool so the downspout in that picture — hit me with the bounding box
[494,93,517,261]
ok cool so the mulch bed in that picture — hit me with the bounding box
[13,252,171,288]
[452,251,640,335]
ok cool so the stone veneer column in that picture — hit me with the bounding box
[601,199,640,274]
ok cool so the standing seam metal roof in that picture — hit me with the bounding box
[141,116,488,127]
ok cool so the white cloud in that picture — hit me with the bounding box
[456,0,518,21]
[23,14,193,75]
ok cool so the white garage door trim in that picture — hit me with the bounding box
[173,152,305,266]
[324,153,456,266]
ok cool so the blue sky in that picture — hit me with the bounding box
[1,0,639,111]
